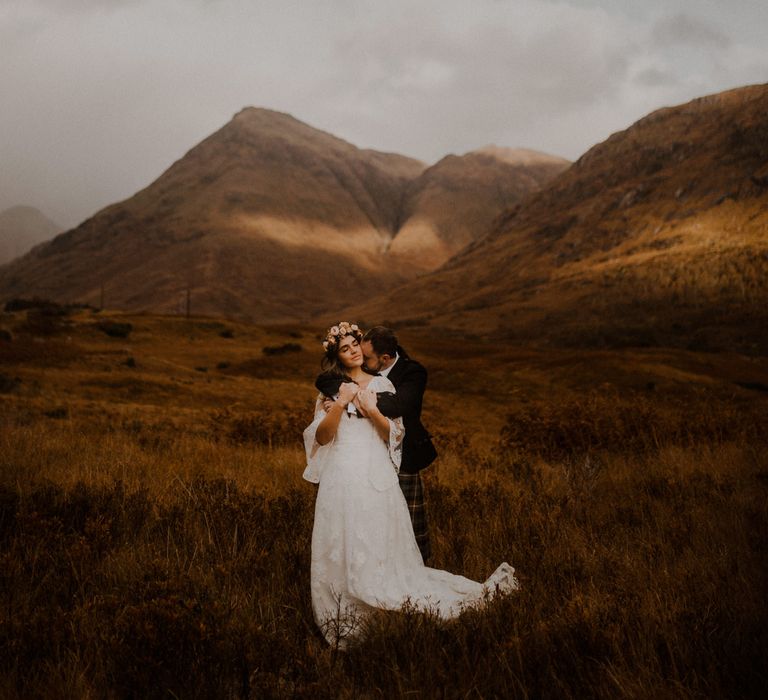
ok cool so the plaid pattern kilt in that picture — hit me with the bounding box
[398,472,431,563]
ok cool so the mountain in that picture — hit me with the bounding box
[352,84,768,354]
[388,147,569,271]
[0,109,425,320]
[0,109,563,322]
[0,206,60,266]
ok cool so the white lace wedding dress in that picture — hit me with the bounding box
[303,375,518,645]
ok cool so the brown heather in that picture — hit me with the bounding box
[1,309,767,698]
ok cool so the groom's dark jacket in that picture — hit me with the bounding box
[314,345,437,474]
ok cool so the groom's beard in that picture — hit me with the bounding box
[363,358,382,372]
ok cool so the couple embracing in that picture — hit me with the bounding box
[303,323,518,646]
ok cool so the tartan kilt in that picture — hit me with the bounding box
[398,472,431,563]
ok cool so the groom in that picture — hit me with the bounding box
[315,326,437,563]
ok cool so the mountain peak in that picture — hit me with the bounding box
[471,145,570,167]
[222,106,362,156]
[0,205,61,265]
[232,105,312,128]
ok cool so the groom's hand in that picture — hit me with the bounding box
[338,381,359,406]
[356,388,378,415]
[352,394,367,417]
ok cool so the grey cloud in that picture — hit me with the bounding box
[319,3,638,161]
[652,13,731,49]
[25,0,142,9]
[633,67,680,88]
[1,0,766,228]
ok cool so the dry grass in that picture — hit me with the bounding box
[1,309,767,698]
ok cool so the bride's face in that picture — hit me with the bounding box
[337,335,363,369]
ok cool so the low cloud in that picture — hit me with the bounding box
[652,13,731,49]
[633,67,680,88]
[1,0,765,228]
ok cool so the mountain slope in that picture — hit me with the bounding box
[388,147,569,270]
[353,84,768,353]
[0,206,60,266]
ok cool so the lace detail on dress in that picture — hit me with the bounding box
[369,375,404,473]
[385,413,404,473]
[303,396,333,484]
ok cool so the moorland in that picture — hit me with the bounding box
[1,304,766,698]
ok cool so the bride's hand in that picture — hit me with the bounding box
[338,381,359,406]
[356,388,378,414]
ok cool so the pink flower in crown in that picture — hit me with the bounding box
[323,321,362,350]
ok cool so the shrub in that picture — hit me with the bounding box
[96,320,132,338]
[0,372,20,393]
[4,297,66,313]
[209,407,308,447]
[262,343,302,356]
[20,309,70,336]
[499,390,767,461]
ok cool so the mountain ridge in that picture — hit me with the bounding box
[0,108,565,321]
[350,83,768,354]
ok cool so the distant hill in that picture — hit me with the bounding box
[0,109,561,321]
[388,147,569,271]
[352,84,768,354]
[0,206,60,266]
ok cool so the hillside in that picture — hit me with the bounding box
[353,84,768,354]
[0,206,60,265]
[388,147,569,270]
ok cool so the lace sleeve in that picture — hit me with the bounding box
[374,376,404,473]
[302,395,333,484]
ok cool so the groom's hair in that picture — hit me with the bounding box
[363,326,398,357]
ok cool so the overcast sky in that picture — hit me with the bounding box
[2,0,767,229]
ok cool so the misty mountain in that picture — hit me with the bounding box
[0,206,60,266]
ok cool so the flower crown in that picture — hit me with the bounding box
[322,321,362,351]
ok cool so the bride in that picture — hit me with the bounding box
[303,321,518,645]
